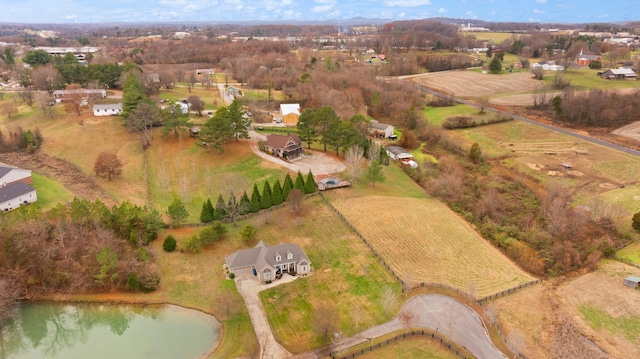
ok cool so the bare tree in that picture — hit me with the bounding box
[344,145,366,182]
[368,141,381,164]
[187,95,204,116]
[352,303,364,329]
[313,302,338,342]
[17,87,34,106]
[37,92,55,118]
[443,309,459,340]
[485,303,498,327]
[509,329,527,358]
[399,308,418,329]
[531,67,544,80]
[63,84,94,116]
[379,286,397,316]
[0,278,19,324]
[128,102,162,147]
[288,188,304,213]
[31,65,61,95]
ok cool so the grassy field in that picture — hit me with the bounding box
[617,241,640,265]
[542,67,640,91]
[344,335,461,359]
[461,31,521,43]
[326,194,535,297]
[423,103,480,126]
[30,172,75,209]
[579,304,640,341]
[259,196,403,352]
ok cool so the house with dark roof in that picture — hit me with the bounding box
[263,133,303,159]
[0,182,37,212]
[369,120,394,138]
[225,241,312,283]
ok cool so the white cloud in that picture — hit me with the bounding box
[528,17,541,22]
[64,13,78,20]
[535,0,547,3]
[312,5,334,13]
[438,7,447,14]
[384,0,430,7]
[487,10,496,15]
[533,9,544,14]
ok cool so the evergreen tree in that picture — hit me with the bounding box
[282,173,293,200]
[251,183,261,203]
[200,199,213,223]
[304,171,316,194]
[206,198,215,221]
[121,72,144,121]
[488,56,502,74]
[366,160,386,188]
[167,198,189,227]
[271,180,284,206]
[214,194,226,220]
[379,146,390,165]
[239,191,251,215]
[294,171,305,192]
[468,142,483,164]
[260,181,272,209]
[633,211,640,232]
[249,185,262,213]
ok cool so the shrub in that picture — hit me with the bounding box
[241,224,257,241]
[163,235,177,252]
[184,235,202,253]
[228,273,235,279]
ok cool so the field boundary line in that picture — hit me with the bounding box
[318,192,409,291]
[330,330,467,359]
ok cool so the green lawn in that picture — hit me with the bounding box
[543,67,640,91]
[424,104,481,126]
[259,196,403,352]
[31,172,75,210]
[579,304,640,341]
[343,335,462,359]
[617,242,640,265]
[461,31,521,44]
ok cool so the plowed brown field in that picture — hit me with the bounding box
[330,195,535,298]
[410,71,542,98]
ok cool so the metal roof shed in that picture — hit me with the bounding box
[623,275,640,289]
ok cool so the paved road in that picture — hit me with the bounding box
[296,294,506,359]
[406,77,640,157]
[235,274,297,359]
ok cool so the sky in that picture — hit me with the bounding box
[0,0,638,24]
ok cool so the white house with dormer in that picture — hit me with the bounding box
[225,241,312,283]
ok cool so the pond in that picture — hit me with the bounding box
[0,302,221,359]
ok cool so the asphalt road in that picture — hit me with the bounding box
[410,81,640,157]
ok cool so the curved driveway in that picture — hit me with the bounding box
[296,294,506,359]
[405,76,640,157]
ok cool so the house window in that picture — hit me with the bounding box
[301,266,306,272]
[276,255,281,262]
[287,253,293,260]
[264,272,270,279]
[281,263,288,271]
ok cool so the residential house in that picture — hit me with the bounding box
[369,120,395,138]
[575,50,602,66]
[53,89,106,103]
[225,86,243,100]
[280,104,301,125]
[600,68,637,80]
[195,68,215,75]
[93,103,122,116]
[0,165,32,186]
[225,241,311,283]
[385,146,418,168]
[263,134,303,159]
[0,164,37,212]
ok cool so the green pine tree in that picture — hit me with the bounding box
[214,194,226,220]
[249,185,262,213]
[271,179,284,205]
[294,171,305,192]
[240,191,251,215]
[304,171,316,194]
[282,173,293,200]
[167,198,189,227]
[200,199,213,223]
[367,160,386,188]
[260,181,272,209]
[206,198,215,221]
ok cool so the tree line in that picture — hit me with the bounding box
[0,198,164,324]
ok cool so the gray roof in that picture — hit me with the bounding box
[0,182,35,202]
[625,275,640,283]
[0,165,15,180]
[226,240,310,271]
[93,103,122,111]
[605,68,636,76]
[370,121,393,130]
[386,145,410,156]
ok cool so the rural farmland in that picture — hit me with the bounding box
[326,194,536,297]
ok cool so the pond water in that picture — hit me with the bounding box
[0,302,221,359]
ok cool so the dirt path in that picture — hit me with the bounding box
[235,273,297,359]
[296,294,507,359]
[0,152,115,206]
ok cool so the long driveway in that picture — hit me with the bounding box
[296,294,507,359]
[403,74,640,157]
